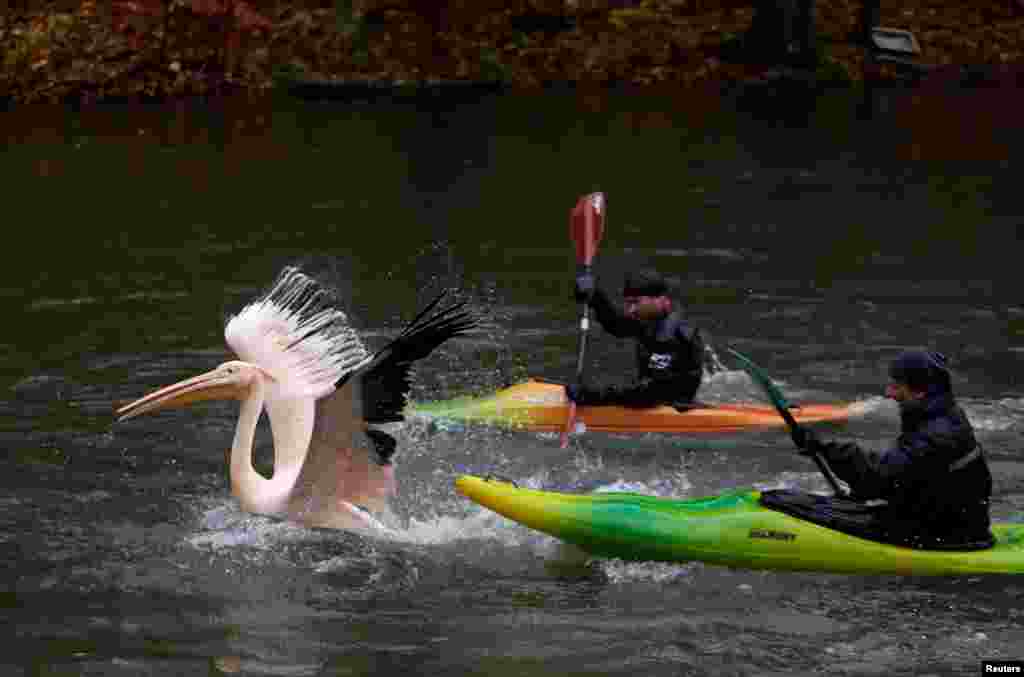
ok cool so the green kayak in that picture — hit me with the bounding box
[455,475,1024,576]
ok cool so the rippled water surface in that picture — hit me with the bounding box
[2,86,1023,676]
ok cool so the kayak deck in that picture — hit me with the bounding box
[455,475,1024,576]
[412,378,849,433]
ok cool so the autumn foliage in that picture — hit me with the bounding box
[110,0,272,62]
[110,0,274,37]
[1,0,1023,104]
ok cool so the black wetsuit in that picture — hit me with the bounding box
[573,287,704,408]
[812,389,993,549]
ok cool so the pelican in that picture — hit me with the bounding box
[116,266,476,531]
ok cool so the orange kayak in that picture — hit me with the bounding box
[411,378,849,434]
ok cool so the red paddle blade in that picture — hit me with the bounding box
[570,192,605,265]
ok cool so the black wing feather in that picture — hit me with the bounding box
[339,290,476,424]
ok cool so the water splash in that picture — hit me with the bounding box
[591,473,693,498]
[601,559,702,585]
[183,467,564,561]
[703,343,730,375]
[187,500,329,550]
[963,397,1024,432]
[699,367,761,404]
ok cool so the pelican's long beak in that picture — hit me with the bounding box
[116,369,246,422]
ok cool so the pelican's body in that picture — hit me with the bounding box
[117,267,475,531]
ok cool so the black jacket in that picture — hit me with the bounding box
[817,390,993,549]
[575,287,704,408]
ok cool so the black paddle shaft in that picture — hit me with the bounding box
[804,434,846,497]
[768,392,846,496]
[562,192,605,448]
[726,348,847,497]
[573,291,591,381]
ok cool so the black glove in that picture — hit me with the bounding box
[574,272,595,303]
[566,383,594,404]
[794,427,826,457]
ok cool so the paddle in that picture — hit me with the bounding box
[726,348,847,497]
[560,192,606,449]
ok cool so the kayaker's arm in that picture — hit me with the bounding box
[813,435,935,500]
[812,439,891,499]
[677,324,706,375]
[814,401,982,500]
[588,286,644,338]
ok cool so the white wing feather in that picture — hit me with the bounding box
[224,267,370,400]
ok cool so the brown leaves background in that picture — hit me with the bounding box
[1,0,1022,104]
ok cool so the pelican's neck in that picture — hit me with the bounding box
[264,393,315,472]
[230,377,308,516]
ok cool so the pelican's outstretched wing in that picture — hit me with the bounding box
[295,290,477,518]
[347,290,477,424]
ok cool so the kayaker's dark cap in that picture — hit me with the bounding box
[623,269,669,297]
[889,350,952,393]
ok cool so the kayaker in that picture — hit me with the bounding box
[567,268,704,409]
[798,350,994,550]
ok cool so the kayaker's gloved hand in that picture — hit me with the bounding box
[566,383,598,404]
[795,428,826,457]
[574,272,595,303]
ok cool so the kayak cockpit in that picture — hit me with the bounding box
[760,489,995,552]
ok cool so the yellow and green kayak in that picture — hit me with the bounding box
[412,378,849,434]
[455,475,1024,575]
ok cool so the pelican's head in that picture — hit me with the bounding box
[116,360,273,422]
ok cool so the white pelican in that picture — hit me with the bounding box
[116,266,476,531]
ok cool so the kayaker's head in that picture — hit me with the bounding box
[886,350,952,404]
[623,269,672,321]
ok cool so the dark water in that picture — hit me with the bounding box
[2,86,1024,676]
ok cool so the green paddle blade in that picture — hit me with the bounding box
[726,348,793,413]
[727,347,846,497]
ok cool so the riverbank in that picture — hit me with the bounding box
[2,1,1022,105]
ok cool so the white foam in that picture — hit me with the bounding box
[398,509,527,547]
[593,479,655,494]
[187,511,313,550]
[380,474,689,558]
[962,397,1024,432]
[183,470,563,556]
[601,558,702,584]
[703,369,746,387]
[391,471,557,547]
[592,473,692,497]
[753,470,841,495]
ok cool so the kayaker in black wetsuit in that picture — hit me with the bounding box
[566,268,704,409]
[798,350,994,550]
